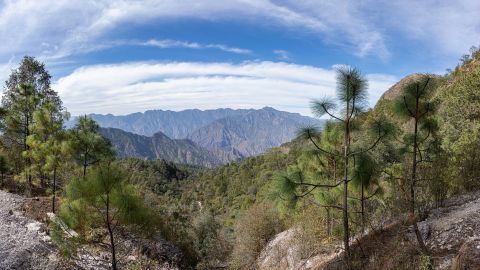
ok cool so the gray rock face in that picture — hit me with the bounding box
[0,190,58,270]
[259,191,480,270]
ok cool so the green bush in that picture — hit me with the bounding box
[229,202,283,270]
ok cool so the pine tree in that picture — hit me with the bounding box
[60,163,152,270]
[291,67,391,266]
[393,75,438,256]
[69,115,114,179]
[26,102,70,212]
[0,56,63,192]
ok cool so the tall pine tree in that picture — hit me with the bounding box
[292,67,391,267]
[1,56,63,192]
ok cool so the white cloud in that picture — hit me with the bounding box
[141,39,251,54]
[0,56,15,84]
[0,0,386,63]
[377,0,480,56]
[54,61,397,116]
[273,50,290,60]
[1,0,479,66]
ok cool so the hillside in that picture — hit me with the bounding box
[257,190,480,270]
[100,127,221,167]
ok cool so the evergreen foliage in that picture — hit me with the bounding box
[0,56,63,192]
[59,163,153,270]
[393,75,439,256]
[283,66,391,267]
[26,102,70,212]
[69,115,115,179]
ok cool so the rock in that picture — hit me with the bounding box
[451,238,480,270]
[47,212,78,238]
[419,222,431,240]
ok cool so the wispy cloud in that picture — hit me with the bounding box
[54,61,397,116]
[273,50,290,60]
[1,0,479,65]
[141,39,251,54]
[0,0,384,63]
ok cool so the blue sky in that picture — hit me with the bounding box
[0,0,479,116]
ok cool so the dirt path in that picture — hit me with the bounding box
[0,190,59,270]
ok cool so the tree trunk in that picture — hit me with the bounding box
[326,208,331,236]
[52,167,57,213]
[106,194,117,270]
[411,97,430,256]
[25,113,33,191]
[343,101,351,266]
[361,182,365,234]
[83,163,87,180]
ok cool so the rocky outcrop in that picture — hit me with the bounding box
[257,229,342,270]
[0,190,59,269]
[378,73,441,102]
[420,191,480,269]
[258,191,480,270]
[139,236,185,269]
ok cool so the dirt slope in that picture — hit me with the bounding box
[0,190,59,269]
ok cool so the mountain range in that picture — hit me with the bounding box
[71,107,324,166]
[99,128,221,167]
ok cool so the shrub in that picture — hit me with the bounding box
[229,202,282,269]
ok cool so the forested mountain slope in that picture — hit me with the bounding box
[100,127,221,167]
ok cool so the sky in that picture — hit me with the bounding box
[0,0,479,116]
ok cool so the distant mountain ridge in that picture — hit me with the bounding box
[188,107,323,160]
[77,108,256,138]
[99,128,221,167]
[72,107,324,165]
